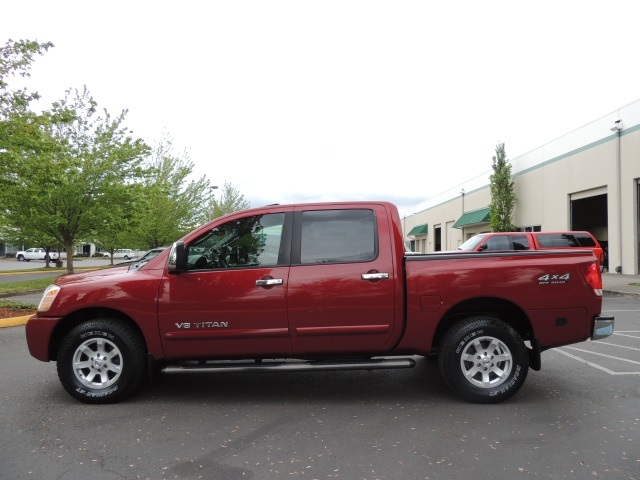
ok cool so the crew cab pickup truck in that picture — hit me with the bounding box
[16,248,59,262]
[25,202,614,404]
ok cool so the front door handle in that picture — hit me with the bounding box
[256,278,283,287]
[361,273,389,281]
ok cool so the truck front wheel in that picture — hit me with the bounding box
[438,316,529,403]
[57,319,146,404]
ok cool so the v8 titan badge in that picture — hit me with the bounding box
[538,273,570,285]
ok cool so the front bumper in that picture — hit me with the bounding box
[25,316,62,362]
[591,314,614,341]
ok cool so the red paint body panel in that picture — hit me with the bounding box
[25,316,60,361]
[25,201,604,366]
[399,251,602,354]
[157,266,291,359]
[287,203,402,356]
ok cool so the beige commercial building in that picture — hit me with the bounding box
[403,99,640,275]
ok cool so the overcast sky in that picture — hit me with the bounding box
[3,1,640,216]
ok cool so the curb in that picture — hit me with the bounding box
[0,315,31,328]
[603,289,640,299]
[0,289,43,299]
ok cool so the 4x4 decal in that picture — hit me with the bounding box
[538,273,570,285]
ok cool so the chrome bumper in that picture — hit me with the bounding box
[592,314,614,340]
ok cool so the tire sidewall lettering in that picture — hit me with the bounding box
[80,331,115,341]
[75,386,119,398]
[488,365,521,397]
[455,329,483,354]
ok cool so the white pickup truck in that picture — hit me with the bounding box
[16,248,59,262]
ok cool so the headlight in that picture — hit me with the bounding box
[38,285,61,312]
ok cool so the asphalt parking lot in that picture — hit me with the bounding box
[0,296,638,480]
[0,256,114,272]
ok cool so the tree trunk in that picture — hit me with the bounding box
[65,241,75,274]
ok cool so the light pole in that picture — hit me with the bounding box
[610,120,623,273]
[461,188,465,240]
[209,185,219,221]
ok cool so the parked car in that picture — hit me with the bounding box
[102,249,136,259]
[458,231,605,270]
[26,201,612,405]
[16,248,59,262]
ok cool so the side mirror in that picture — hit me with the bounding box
[477,243,488,252]
[168,241,187,273]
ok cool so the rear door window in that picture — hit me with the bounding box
[510,234,530,250]
[299,209,377,264]
[483,235,511,250]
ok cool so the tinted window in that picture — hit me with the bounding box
[536,234,580,248]
[187,213,285,270]
[458,235,486,251]
[510,234,530,250]
[300,209,376,264]
[573,233,596,247]
[484,235,511,250]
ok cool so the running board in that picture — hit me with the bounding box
[162,357,416,374]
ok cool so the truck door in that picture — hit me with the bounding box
[157,211,292,359]
[287,206,397,355]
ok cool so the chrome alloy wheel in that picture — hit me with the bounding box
[459,336,513,388]
[72,338,123,389]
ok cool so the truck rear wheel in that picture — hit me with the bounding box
[57,319,146,404]
[438,316,529,403]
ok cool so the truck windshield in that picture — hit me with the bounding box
[458,235,486,251]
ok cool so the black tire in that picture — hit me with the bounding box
[438,316,529,403]
[57,318,147,404]
[17,255,24,261]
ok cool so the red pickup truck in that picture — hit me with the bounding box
[26,201,614,404]
[458,231,606,269]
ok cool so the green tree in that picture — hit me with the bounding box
[0,39,53,116]
[94,195,143,264]
[208,181,251,220]
[132,136,210,249]
[0,39,68,263]
[1,87,149,273]
[489,142,517,232]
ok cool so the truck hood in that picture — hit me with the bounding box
[54,266,130,286]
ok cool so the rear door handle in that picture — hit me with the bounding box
[256,278,283,286]
[361,273,389,281]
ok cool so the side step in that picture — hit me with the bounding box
[162,357,416,374]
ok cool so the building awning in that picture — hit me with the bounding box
[453,207,491,229]
[407,224,428,236]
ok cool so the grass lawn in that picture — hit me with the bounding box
[0,300,38,318]
[0,277,57,295]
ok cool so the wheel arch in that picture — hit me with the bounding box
[49,307,148,361]
[432,297,535,350]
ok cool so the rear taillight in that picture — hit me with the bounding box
[579,261,602,296]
